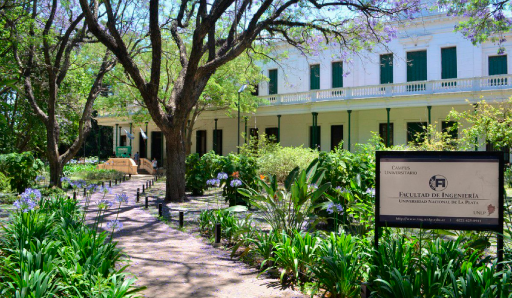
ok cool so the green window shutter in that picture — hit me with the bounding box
[332,62,343,88]
[310,64,320,90]
[407,51,427,82]
[380,54,393,84]
[489,55,508,75]
[269,69,278,95]
[441,47,457,79]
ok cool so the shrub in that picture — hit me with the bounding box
[185,151,223,195]
[62,163,96,176]
[80,169,125,181]
[218,153,258,206]
[239,159,330,234]
[310,233,365,298]
[0,193,144,296]
[0,152,43,193]
[258,146,318,182]
[0,172,11,193]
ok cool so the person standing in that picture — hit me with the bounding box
[152,158,158,174]
[134,151,140,166]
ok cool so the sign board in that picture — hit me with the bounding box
[376,151,504,231]
[116,146,132,158]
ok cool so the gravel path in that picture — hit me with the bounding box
[85,176,306,298]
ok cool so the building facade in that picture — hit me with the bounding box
[98,12,512,165]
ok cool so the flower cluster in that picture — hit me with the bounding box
[86,184,98,192]
[217,172,228,180]
[70,179,86,189]
[14,188,42,213]
[326,202,344,214]
[35,175,46,182]
[60,177,71,184]
[115,193,129,203]
[107,219,123,231]
[206,179,220,187]
[97,199,113,209]
[335,186,349,195]
[230,179,242,188]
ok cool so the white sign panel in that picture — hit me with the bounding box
[379,157,500,228]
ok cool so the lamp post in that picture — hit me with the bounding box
[237,84,247,154]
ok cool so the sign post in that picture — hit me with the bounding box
[375,151,504,265]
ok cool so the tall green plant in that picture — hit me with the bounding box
[0,152,43,192]
[239,159,330,234]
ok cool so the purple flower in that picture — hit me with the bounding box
[60,177,71,183]
[230,179,242,188]
[35,176,46,182]
[100,186,113,195]
[206,179,220,187]
[326,202,334,214]
[21,188,41,201]
[365,188,376,197]
[309,183,318,191]
[14,196,37,213]
[115,193,128,203]
[107,219,123,231]
[97,199,113,209]
[70,179,86,189]
[217,172,228,180]
[86,184,98,192]
[335,203,344,213]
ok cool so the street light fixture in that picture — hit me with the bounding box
[237,84,247,154]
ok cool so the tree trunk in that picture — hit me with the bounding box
[164,128,187,202]
[47,147,62,188]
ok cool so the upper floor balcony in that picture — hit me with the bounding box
[259,74,512,106]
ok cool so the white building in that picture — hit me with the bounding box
[99,11,512,165]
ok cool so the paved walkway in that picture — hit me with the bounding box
[86,176,306,298]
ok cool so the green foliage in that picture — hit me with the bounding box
[185,151,222,195]
[62,163,97,176]
[218,153,258,206]
[0,171,11,192]
[0,194,144,297]
[448,99,512,150]
[80,169,125,181]
[239,159,330,235]
[0,152,43,192]
[269,230,321,284]
[198,208,252,244]
[240,134,319,182]
[310,233,365,298]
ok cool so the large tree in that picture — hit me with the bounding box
[78,0,422,202]
[3,0,116,186]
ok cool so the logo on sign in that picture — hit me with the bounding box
[429,175,447,191]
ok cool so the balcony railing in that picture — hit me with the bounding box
[260,74,512,106]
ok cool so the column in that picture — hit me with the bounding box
[214,119,218,153]
[386,108,391,148]
[312,112,318,149]
[145,122,149,158]
[244,117,248,144]
[347,110,352,152]
[129,123,133,148]
[277,115,281,143]
[115,123,118,149]
[427,106,432,125]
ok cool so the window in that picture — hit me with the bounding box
[332,62,343,88]
[380,54,393,84]
[442,121,458,139]
[407,122,427,144]
[268,69,278,95]
[407,51,427,91]
[196,130,207,156]
[310,64,320,90]
[489,55,508,85]
[331,125,343,151]
[265,127,278,143]
[213,129,222,155]
[441,47,457,80]
[379,123,394,147]
[309,126,321,149]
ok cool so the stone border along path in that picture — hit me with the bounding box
[85,175,307,298]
